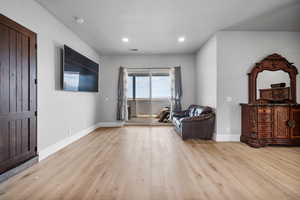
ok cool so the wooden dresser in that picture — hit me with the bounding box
[241,104,300,147]
[240,54,300,147]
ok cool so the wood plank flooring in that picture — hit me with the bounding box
[0,126,299,200]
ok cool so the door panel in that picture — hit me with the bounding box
[273,107,289,139]
[290,107,300,139]
[0,120,9,162]
[0,14,37,174]
[0,24,10,115]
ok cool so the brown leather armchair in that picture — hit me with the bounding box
[172,105,215,140]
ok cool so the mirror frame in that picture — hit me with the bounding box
[248,54,298,104]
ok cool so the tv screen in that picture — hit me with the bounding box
[63,45,99,92]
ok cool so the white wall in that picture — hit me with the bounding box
[0,0,101,151]
[99,54,196,122]
[216,31,300,138]
[195,36,217,108]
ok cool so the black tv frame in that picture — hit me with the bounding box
[62,45,99,92]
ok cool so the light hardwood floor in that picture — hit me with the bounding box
[0,126,300,200]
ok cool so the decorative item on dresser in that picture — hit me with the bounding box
[240,54,300,148]
[259,87,291,103]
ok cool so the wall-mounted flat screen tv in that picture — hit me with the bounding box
[62,45,99,92]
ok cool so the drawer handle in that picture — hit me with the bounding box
[287,120,296,128]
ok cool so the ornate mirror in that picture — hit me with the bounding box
[248,54,298,104]
[256,70,291,101]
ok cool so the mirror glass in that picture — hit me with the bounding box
[257,70,290,99]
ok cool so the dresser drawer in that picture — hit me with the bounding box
[258,107,272,114]
[259,131,271,138]
[258,123,272,132]
[258,113,272,122]
[258,107,272,123]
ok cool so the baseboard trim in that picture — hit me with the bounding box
[38,124,99,161]
[214,134,240,142]
[0,156,38,183]
[97,121,124,127]
[38,121,124,161]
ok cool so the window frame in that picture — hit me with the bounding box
[127,73,170,100]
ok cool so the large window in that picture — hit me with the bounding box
[127,74,170,99]
[127,76,134,99]
[135,76,150,98]
[152,76,171,98]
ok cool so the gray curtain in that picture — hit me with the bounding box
[117,67,125,120]
[174,66,183,111]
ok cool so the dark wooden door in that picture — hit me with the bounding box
[0,14,37,174]
[290,107,300,139]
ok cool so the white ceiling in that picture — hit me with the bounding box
[36,0,300,55]
[228,2,300,31]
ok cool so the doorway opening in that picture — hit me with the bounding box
[126,68,172,125]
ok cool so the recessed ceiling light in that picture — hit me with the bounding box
[178,36,185,43]
[74,17,85,24]
[122,37,129,43]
